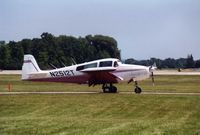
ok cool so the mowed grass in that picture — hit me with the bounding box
[1,94,200,135]
[0,74,200,93]
[0,75,200,134]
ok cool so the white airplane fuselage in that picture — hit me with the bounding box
[22,58,150,83]
[22,55,154,93]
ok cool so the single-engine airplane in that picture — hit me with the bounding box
[22,54,156,93]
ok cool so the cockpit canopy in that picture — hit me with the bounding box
[76,59,121,71]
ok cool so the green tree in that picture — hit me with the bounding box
[186,54,195,68]
[125,58,137,64]
[176,58,187,68]
[86,35,121,59]
[0,33,121,70]
[195,60,200,68]
[0,41,6,46]
[20,39,32,54]
[162,58,176,68]
[7,41,24,69]
[0,45,9,69]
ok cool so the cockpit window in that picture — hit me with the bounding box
[84,63,97,69]
[114,61,118,67]
[76,62,97,71]
[99,61,113,67]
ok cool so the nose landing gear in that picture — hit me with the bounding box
[128,79,142,94]
[134,81,142,94]
[135,86,142,94]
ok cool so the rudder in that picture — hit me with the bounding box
[22,55,41,80]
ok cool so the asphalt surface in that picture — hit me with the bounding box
[1,91,200,95]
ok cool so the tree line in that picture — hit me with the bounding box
[0,33,121,70]
[125,54,200,69]
[0,32,199,70]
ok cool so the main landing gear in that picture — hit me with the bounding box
[102,83,117,93]
[134,81,142,94]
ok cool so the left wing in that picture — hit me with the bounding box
[80,67,123,86]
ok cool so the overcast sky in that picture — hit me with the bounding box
[0,0,200,59]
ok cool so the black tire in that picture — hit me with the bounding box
[103,85,117,93]
[103,87,110,93]
[110,86,117,93]
[135,87,142,94]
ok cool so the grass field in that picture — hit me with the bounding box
[0,75,200,135]
[0,75,200,93]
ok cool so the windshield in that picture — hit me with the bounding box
[99,61,113,67]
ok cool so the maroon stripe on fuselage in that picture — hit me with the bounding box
[24,60,32,63]
[28,75,90,84]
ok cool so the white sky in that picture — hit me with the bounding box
[0,0,200,59]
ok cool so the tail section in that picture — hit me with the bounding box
[22,55,41,80]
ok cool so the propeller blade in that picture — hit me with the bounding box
[149,63,156,86]
[151,72,155,86]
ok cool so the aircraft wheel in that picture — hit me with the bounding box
[135,86,142,94]
[110,86,117,93]
[103,87,110,93]
[102,84,117,93]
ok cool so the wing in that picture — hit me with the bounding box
[81,67,123,86]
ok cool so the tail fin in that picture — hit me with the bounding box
[22,54,41,80]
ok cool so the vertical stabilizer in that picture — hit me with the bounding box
[22,55,41,80]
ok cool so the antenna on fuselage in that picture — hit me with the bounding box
[60,61,66,67]
[49,63,57,69]
[71,58,77,65]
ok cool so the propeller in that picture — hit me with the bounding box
[149,63,157,86]
[151,71,155,86]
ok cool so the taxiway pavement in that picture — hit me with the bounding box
[1,91,200,95]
